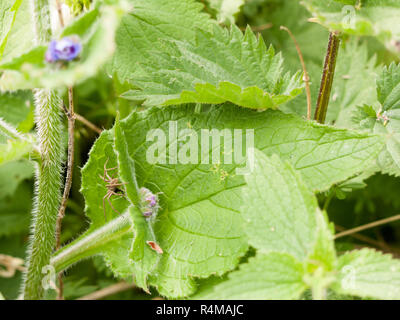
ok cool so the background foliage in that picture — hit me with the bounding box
[1,0,400,300]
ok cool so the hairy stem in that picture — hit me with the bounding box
[314,32,340,124]
[53,4,75,298]
[55,88,75,300]
[23,89,64,300]
[23,0,64,300]
[51,212,131,273]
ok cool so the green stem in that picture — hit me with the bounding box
[51,212,131,273]
[22,0,64,300]
[314,32,341,124]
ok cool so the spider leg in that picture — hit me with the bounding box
[103,158,109,180]
[107,196,121,215]
[105,169,113,181]
[109,182,127,188]
[112,191,126,198]
[103,193,108,221]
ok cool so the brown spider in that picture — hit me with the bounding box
[99,158,126,220]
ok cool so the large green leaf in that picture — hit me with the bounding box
[193,150,335,300]
[352,63,400,176]
[192,253,307,300]
[242,150,335,266]
[302,0,400,47]
[332,248,400,300]
[81,103,383,298]
[0,2,126,90]
[243,151,317,260]
[122,25,303,109]
[111,0,214,82]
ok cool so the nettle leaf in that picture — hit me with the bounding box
[192,253,307,300]
[0,2,126,91]
[301,0,400,46]
[243,151,316,260]
[122,25,303,109]
[82,103,383,298]
[194,150,335,300]
[352,63,400,176]
[332,248,400,300]
[242,150,335,266]
[111,0,214,82]
[327,39,381,127]
[207,0,245,24]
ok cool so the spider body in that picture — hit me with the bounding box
[99,158,126,220]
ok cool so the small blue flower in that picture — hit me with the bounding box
[45,37,82,63]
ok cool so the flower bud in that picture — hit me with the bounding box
[45,36,82,63]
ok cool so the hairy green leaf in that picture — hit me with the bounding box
[242,150,336,266]
[82,103,383,298]
[111,0,214,82]
[332,248,400,300]
[192,253,307,299]
[122,26,303,109]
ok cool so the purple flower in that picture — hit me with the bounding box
[146,194,157,207]
[45,37,82,63]
[139,187,160,217]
